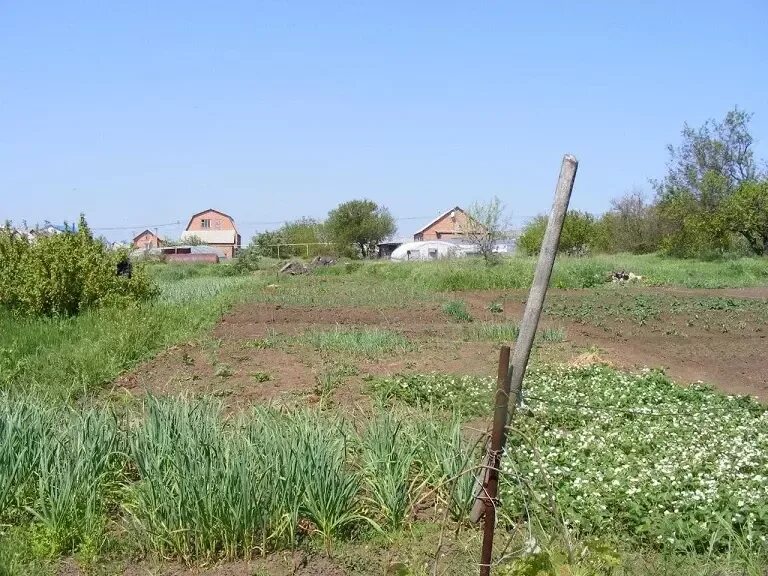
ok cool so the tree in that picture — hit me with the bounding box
[598,189,662,254]
[281,218,328,257]
[326,200,395,258]
[720,180,768,256]
[517,211,600,256]
[250,218,328,259]
[461,196,510,264]
[654,107,758,208]
[653,108,762,257]
[251,229,284,258]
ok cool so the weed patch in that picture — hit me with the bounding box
[464,322,519,342]
[442,300,473,322]
[539,327,566,343]
[302,328,411,357]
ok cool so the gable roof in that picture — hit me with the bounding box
[184,209,237,232]
[43,220,76,233]
[413,206,464,236]
[132,229,156,242]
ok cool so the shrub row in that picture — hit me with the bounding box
[0,217,156,316]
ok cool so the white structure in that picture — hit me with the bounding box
[389,239,517,261]
[390,240,464,261]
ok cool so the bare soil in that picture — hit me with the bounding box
[115,286,768,408]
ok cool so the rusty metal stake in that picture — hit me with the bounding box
[479,345,512,576]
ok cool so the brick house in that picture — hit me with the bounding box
[181,209,242,259]
[413,207,478,241]
[132,229,162,250]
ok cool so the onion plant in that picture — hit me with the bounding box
[360,414,420,530]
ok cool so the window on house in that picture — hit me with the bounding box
[201,219,211,228]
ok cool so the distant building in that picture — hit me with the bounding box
[35,221,75,236]
[132,229,162,250]
[131,244,221,264]
[180,209,242,259]
[413,207,481,241]
[377,237,410,259]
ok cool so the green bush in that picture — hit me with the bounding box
[233,244,261,273]
[0,216,157,316]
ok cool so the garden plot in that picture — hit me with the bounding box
[373,365,768,554]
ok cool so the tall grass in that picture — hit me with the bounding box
[0,273,260,400]
[321,254,768,290]
[146,262,245,282]
[158,276,255,303]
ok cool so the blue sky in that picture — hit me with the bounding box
[2,1,767,242]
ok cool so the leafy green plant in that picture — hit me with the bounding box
[128,398,280,560]
[501,365,768,553]
[370,373,494,417]
[442,300,473,322]
[29,409,123,556]
[214,363,234,378]
[487,301,504,314]
[251,371,271,383]
[0,399,123,558]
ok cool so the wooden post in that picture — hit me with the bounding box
[470,154,578,525]
[508,154,577,407]
[479,345,512,576]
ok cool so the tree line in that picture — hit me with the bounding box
[243,200,396,260]
[519,108,768,258]
[243,107,766,262]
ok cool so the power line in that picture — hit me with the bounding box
[91,221,182,232]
